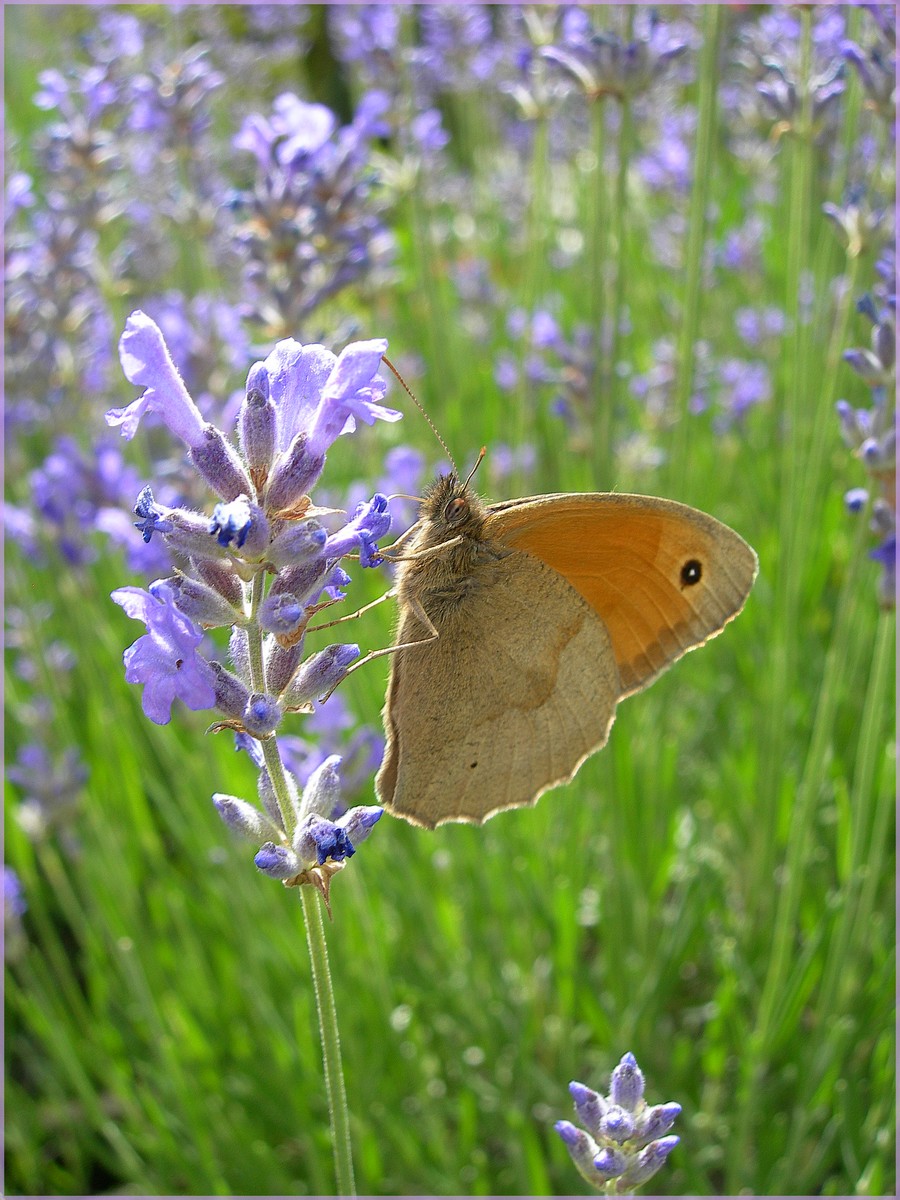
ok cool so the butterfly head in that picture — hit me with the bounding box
[420,473,488,542]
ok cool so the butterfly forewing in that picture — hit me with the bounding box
[487,494,758,695]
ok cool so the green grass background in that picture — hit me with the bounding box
[5,5,895,1196]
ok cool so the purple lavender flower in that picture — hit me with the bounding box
[8,744,88,847]
[229,91,395,337]
[836,294,896,608]
[555,1052,681,1193]
[111,580,218,724]
[110,312,396,893]
[542,7,689,102]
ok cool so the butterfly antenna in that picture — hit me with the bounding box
[382,354,458,476]
[463,447,487,490]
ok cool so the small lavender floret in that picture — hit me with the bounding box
[242,693,282,738]
[281,644,360,706]
[555,1053,679,1194]
[107,310,206,445]
[294,813,356,865]
[264,431,325,513]
[238,370,276,476]
[255,841,302,880]
[209,496,270,555]
[325,493,392,567]
[616,1136,680,1190]
[570,1081,607,1135]
[213,793,281,842]
[610,1051,645,1112]
[268,518,327,569]
[189,425,254,502]
[209,660,251,719]
[336,805,382,848]
[111,581,216,725]
[163,574,244,628]
[258,592,306,638]
[297,752,343,821]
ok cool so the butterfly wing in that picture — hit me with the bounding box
[487,494,758,695]
[376,548,621,827]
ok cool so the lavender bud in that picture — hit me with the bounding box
[163,506,231,562]
[570,1081,607,1136]
[844,487,869,512]
[210,661,251,719]
[616,1136,680,1189]
[609,1052,645,1112]
[593,1146,627,1178]
[265,431,326,513]
[265,641,306,697]
[270,559,329,605]
[189,424,254,501]
[229,627,250,679]
[238,371,276,477]
[337,805,383,848]
[282,644,360,706]
[163,574,243,627]
[258,592,306,638]
[554,1121,599,1177]
[297,754,343,822]
[598,1105,635,1143]
[194,558,244,608]
[874,319,895,370]
[258,766,295,829]
[634,1102,682,1146]
[268,518,327,568]
[213,793,281,842]
[242,692,282,738]
[255,841,302,880]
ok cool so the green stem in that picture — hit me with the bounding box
[669,3,722,496]
[300,886,357,1197]
[247,576,355,1195]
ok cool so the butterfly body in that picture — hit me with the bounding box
[376,474,758,828]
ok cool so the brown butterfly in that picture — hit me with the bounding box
[374,473,757,828]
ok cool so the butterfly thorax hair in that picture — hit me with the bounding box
[394,473,510,616]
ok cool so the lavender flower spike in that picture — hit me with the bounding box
[106,310,206,446]
[555,1052,680,1194]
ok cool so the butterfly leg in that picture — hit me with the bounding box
[305,588,396,633]
[317,595,439,702]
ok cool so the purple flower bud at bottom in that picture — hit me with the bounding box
[255,841,302,880]
[242,693,282,737]
[617,1136,680,1189]
[593,1146,627,1178]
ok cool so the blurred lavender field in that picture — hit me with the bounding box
[5,5,895,1196]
